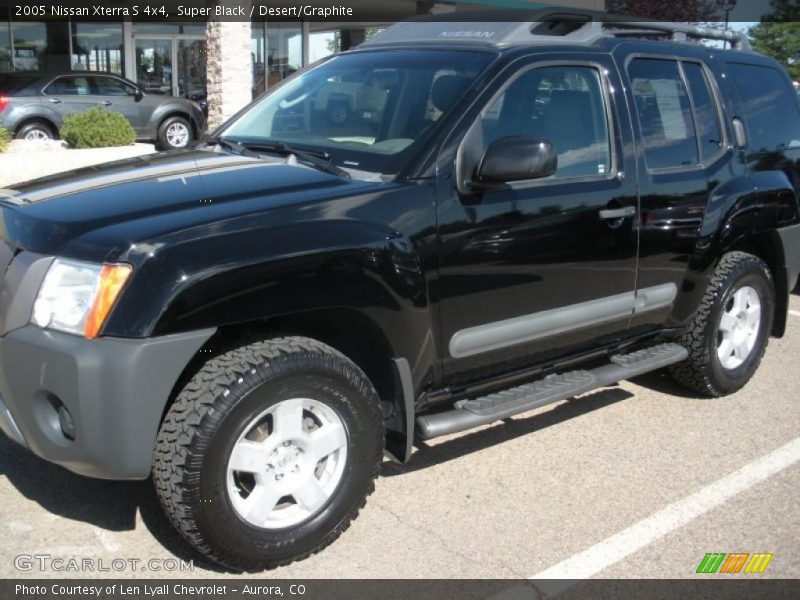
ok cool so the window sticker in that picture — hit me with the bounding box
[650,79,688,140]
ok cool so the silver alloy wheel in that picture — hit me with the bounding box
[24,128,51,141]
[717,285,761,370]
[227,397,348,530]
[165,122,190,148]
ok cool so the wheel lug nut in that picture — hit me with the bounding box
[275,474,283,481]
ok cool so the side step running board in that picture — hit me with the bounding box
[416,343,688,440]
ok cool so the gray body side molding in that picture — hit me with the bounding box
[449,283,678,359]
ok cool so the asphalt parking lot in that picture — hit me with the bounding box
[1,292,799,582]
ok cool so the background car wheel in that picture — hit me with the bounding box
[669,251,774,397]
[327,102,350,125]
[15,121,56,141]
[157,116,193,150]
[153,336,383,572]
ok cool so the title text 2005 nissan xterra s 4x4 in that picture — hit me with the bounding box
[1,11,799,571]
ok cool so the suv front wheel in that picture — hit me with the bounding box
[669,251,774,397]
[157,116,193,150]
[153,336,383,571]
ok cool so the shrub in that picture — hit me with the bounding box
[60,106,136,149]
[0,127,10,153]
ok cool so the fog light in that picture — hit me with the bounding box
[57,404,76,441]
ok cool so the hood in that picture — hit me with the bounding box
[0,150,366,262]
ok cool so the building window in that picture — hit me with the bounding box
[266,22,302,89]
[71,23,123,74]
[252,20,266,97]
[10,20,70,71]
[0,9,11,72]
[132,23,205,36]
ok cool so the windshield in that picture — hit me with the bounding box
[220,49,495,176]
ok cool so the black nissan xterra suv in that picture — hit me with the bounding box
[1,10,799,571]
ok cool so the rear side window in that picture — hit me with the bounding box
[0,75,39,95]
[727,62,800,153]
[45,76,92,96]
[682,62,724,160]
[628,58,698,169]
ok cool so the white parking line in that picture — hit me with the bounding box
[530,436,800,594]
[788,310,800,318]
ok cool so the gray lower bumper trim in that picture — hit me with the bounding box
[0,393,27,448]
[0,326,215,480]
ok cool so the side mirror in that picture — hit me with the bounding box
[134,89,144,101]
[473,136,557,189]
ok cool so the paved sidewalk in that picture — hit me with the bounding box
[0,140,158,188]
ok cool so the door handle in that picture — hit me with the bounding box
[48,98,62,104]
[599,206,636,220]
[101,100,113,106]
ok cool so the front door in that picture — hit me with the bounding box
[436,57,640,384]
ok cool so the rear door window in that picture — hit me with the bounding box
[45,76,93,96]
[628,58,698,170]
[682,62,724,160]
[726,62,800,153]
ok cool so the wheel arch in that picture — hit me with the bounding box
[15,116,58,138]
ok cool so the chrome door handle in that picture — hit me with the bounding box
[599,206,636,220]
[48,98,62,104]
[101,100,113,106]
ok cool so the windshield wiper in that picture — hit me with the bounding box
[202,136,262,159]
[242,142,351,179]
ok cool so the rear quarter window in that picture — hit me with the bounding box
[726,62,800,153]
[0,75,40,95]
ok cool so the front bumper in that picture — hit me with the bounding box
[0,325,214,480]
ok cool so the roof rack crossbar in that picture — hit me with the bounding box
[606,21,751,50]
[362,9,752,51]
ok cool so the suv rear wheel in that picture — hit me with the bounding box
[669,251,774,397]
[16,120,56,141]
[153,336,383,571]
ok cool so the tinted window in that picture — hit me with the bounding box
[475,65,612,180]
[628,58,698,169]
[727,62,800,153]
[0,75,40,94]
[682,62,724,159]
[93,76,135,96]
[45,76,92,96]
[223,50,494,176]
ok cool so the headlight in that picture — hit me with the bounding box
[31,259,132,339]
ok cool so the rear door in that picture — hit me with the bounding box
[616,50,732,332]
[42,75,97,125]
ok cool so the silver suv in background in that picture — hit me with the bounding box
[0,71,206,150]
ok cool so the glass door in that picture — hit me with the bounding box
[134,38,173,95]
[176,38,206,102]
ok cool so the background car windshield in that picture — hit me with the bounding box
[222,49,495,175]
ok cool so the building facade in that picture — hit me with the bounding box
[0,1,603,123]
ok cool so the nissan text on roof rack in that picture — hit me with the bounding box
[0,9,798,570]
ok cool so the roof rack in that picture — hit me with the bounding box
[363,9,752,51]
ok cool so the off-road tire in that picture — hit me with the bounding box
[153,336,383,572]
[668,251,774,397]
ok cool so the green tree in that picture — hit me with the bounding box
[750,22,800,80]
